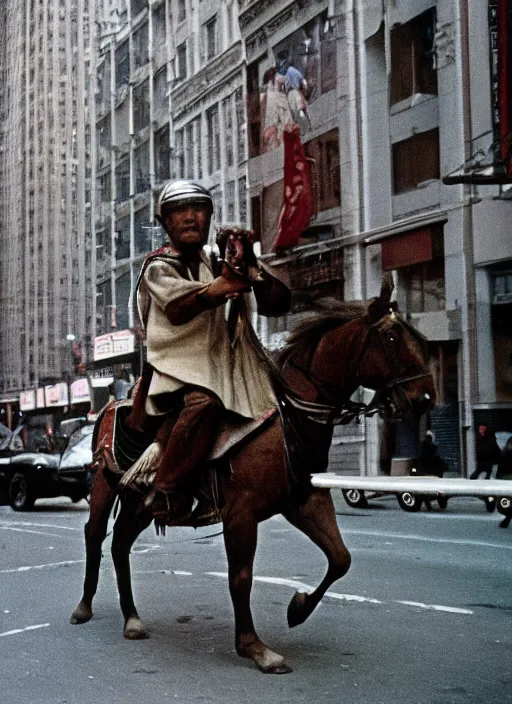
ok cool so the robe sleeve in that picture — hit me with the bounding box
[144,260,207,309]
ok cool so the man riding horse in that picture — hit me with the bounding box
[130,179,291,524]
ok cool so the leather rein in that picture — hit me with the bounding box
[281,309,430,426]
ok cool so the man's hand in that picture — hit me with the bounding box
[205,275,252,302]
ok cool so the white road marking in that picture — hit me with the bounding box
[342,529,512,551]
[0,521,80,531]
[207,572,383,604]
[396,600,473,615]
[206,572,473,613]
[0,623,50,637]
[131,544,162,554]
[0,526,82,540]
[0,559,85,574]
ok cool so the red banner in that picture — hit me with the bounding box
[272,124,313,251]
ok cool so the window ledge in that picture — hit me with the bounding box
[390,93,437,116]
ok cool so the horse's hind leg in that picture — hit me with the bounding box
[70,468,118,625]
[283,488,351,628]
[223,502,292,674]
[111,497,153,640]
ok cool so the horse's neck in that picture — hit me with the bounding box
[308,319,365,402]
[281,319,365,405]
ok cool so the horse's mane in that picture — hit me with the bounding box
[284,299,368,351]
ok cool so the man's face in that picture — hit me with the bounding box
[161,203,210,251]
[479,425,486,437]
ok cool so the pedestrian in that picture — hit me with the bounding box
[470,425,502,480]
[418,430,446,478]
[497,436,512,480]
[128,179,291,524]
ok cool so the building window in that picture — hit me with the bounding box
[115,40,129,88]
[304,129,340,213]
[177,0,186,23]
[176,42,187,80]
[392,129,440,194]
[390,8,437,106]
[173,128,184,179]
[116,215,130,260]
[205,16,218,61]
[223,96,234,167]
[389,226,446,313]
[133,80,150,132]
[226,180,235,222]
[185,122,194,179]
[131,0,146,19]
[133,22,148,71]
[207,105,220,174]
[134,141,150,192]
[403,259,446,313]
[238,176,247,226]
[115,159,130,203]
[235,86,246,164]
[155,124,171,182]
[135,206,151,255]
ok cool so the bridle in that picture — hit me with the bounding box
[281,307,431,425]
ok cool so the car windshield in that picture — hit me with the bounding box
[59,425,94,469]
[0,422,12,449]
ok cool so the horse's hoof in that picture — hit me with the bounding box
[70,602,93,624]
[124,616,149,640]
[261,660,293,675]
[287,591,308,628]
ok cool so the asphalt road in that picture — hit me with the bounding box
[0,493,510,704]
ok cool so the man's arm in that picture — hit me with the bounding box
[165,275,251,326]
[252,264,291,317]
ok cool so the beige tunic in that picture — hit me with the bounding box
[138,252,277,419]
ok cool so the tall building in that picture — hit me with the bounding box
[92,0,246,337]
[240,0,512,477]
[0,0,92,394]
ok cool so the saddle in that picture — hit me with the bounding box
[91,399,278,527]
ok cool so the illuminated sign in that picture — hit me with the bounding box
[19,390,36,411]
[44,383,69,408]
[93,329,135,362]
[70,378,91,404]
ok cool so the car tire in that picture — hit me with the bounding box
[342,489,368,508]
[397,492,422,512]
[498,496,511,514]
[484,497,497,513]
[9,473,36,511]
[437,495,448,510]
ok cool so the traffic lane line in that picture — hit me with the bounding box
[0,623,50,638]
[0,559,85,574]
[0,526,83,540]
[204,572,473,614]
[340,528,512,551]
[0,521,81,531]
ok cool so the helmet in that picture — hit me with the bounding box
[156,179,213,220]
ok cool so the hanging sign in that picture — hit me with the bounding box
[93,329,135,362]
[44,383,69,408]
[19,390,36,412]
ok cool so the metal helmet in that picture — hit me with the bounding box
[156,179,213,221]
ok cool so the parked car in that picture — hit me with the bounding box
[0,421,93,510]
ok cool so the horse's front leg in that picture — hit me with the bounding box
[283,488,351,627]
[70,467,117,625]
[111,495,153,640]
[223,500,292,674]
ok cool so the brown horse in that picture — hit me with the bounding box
[70,278,435,674]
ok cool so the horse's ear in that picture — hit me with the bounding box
[379,273,394,302]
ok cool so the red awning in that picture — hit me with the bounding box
[381,228,433,270]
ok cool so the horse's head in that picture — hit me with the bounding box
[357,275,435,418]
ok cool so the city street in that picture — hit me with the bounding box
[0,493,510,704]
